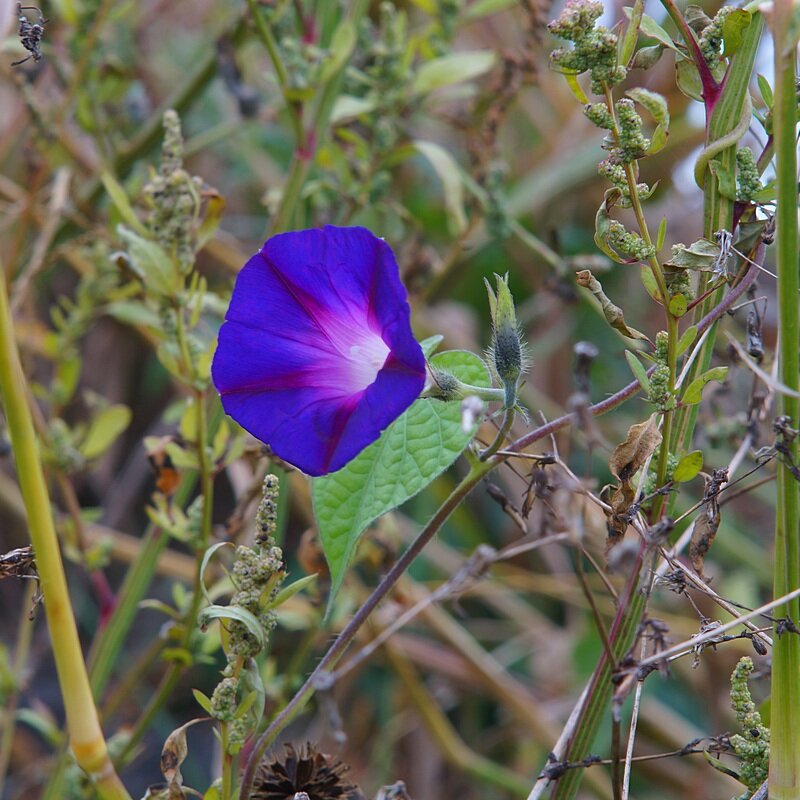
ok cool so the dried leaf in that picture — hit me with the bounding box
[606,480,635,551]
[576,270,649,340]
[609,415,663,483]
[161,718,205,793]
[689,495,721,581]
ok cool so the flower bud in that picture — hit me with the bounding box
[485,273,525,406]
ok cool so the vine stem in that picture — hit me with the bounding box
[0,260,131,800]
[768,1,800,795]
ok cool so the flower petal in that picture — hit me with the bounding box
[212,226,426,476]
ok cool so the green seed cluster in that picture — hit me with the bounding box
[598,157,651,207]
[281,37,315,96]
[210,672,249,751]
[186,495,205,546]
[664,267,694,301]
[642,449,678,495]
[255,474,279,545]
[226,476,285,660]
[614,99,650,163]
[46,418,84,472]
[730,657,770,793]
[226,718,249,752]
[606,219,655,262]
[649,331,675,412]
[549,0,626,95]
[438,0,463,44]
[699,6,733,68]
[142,110,200,275]
[736,147,763,203]
[585,102,614,129]
[210,676,238,722]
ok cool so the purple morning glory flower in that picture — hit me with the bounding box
[211,226,426,476]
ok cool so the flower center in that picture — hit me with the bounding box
[343,332,390,392]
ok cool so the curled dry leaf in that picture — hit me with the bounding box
[689,476,726,581]
[606,480,636,551]
[605,415,662,552]
[160,718,207,798]
[689,469,728,580]
[609,415,663,482]
[575,269,649,341]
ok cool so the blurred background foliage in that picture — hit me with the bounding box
[0,0,781,798]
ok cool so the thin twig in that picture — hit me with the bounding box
[10,168,71,314]
[636,587,800,669]
[621,641,646,800]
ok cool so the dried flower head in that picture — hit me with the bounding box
[252,743,363,800]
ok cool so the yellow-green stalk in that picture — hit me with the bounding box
[768,1,800,796]
[0,260,131,800]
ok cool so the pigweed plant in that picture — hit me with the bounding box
[0,1,798,799]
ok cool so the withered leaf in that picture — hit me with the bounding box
[689,502,721,581]
[606,480,635,551]
[161,718,206,796]
[609,415,663,483]
[576,270,649,341]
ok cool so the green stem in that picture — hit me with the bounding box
[0,261,130,800]
[481,408,516,460]
[768,4,800,796]
[116,389,215,767]
[549,80,681,800]
[547,28,763,778]
[246,0,306,149]
[220,724,234,800]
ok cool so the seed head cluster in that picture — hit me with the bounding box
[549,0,626,94]
[606,219,655,262]
[649,331,675,412]
[698,6,734,68]
[736,147,762,203]
[730,657,769,794]
[226,475,285,661]
[143,110,200,275]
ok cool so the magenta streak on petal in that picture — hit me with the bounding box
[261,252,390,395]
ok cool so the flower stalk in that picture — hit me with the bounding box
[768,1,800,795]
[0,261,131,800]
